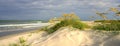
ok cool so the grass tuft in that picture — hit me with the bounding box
[45,13,89,34]
[93,21,120,31]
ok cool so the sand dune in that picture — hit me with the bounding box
[0,30,47,46]
[0,27,120,46]
[32,27,120,46]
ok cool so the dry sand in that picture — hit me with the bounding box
[32,27,120,46]
[0,30,47,46]
[0,27,120,46]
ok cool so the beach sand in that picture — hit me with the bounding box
[33,27,120,46]
[0,30,47,46]
[0,25,120,46]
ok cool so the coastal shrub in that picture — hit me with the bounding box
[94,20,120,23]
[93,22,120,31]
[9,37,30,46]
[9,43,19,46]
[45,13,89,34]
[19,37,26,44]
[94,7,120,31]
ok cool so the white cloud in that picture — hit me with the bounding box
[1,0,119,10]
[88,1,110,7]
[0,0,119,20]
[23,0,118,11]
[32,0,117,9]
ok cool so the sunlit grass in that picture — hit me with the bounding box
[45,13,89,34]
[93,22,120,31]
[9,36,30,46]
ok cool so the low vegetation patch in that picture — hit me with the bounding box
[94,20,120,23]
[9,37,30,46]
[93,7,120,31]
[93,22,120,31]
[45,13,89,34]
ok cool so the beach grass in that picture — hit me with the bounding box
[93,21,120,31]
[45,13,89,34]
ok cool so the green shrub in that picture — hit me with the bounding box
[9,43,19,46]
[9,36,30,46]
[46,19,89,34]
[45,13,89,34]
[19,37,26,44]
[93,22,120,31]
[94,20,120,23]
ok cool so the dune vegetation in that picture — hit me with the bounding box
[2,7,119,46]
[40,7,120,34]
[44,13,89,34]
[93,7,120,31]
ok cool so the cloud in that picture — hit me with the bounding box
[0,0,119,10]
[21,0,118,8]
[0,0,119,20]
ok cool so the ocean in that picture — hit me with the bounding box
[0,20,49,33]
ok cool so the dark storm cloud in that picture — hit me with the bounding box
[0,0,119,20]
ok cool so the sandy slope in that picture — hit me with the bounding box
[0,27,120,46]
[32,27,120,46]
[0,30,47,46]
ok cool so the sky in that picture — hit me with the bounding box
[0,0,120,20]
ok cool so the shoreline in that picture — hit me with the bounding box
[0,29,40,40]
[0,23,50,38]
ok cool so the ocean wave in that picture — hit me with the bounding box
[0,23,50,32]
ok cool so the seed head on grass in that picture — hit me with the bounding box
[45,13,89,34]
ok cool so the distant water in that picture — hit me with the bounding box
[0,20,42,25]
[0,20,45,32]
